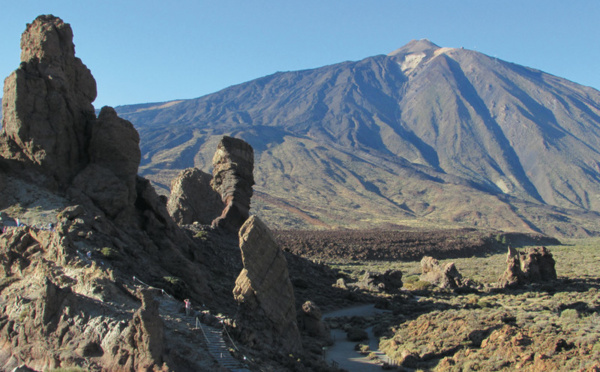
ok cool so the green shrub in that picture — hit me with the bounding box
[406,280,431,291]
[163,276,182,286]
[100,247,119,259]
[561,309,579,319]
[194,230,208,240]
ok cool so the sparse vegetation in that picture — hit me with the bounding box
[316,238,600,371]
[194,230,208,240]
[100,247,119,259]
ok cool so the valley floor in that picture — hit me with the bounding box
[317,238,600,371]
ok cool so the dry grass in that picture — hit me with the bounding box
[324,239,600,371]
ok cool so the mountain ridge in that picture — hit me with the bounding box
[109,41,600,236]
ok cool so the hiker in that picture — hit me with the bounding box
[184,299,192,316]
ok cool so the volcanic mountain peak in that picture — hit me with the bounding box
[388,38,441,56]
[387,39,459,74]
[114,38,600,237]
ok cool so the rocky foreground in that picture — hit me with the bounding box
[0,15,337,371]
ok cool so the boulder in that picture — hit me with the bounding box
[211,136,255,232]
[232,215,302,354]
[0,15,96,187]
[167,167,224,225]
[420,256,466,289]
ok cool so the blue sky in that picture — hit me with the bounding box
[2,1,599,108]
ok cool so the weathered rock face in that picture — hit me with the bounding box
[211,136,254,232]
[104,289,166,371]
[498,246,557,288]
[71,106,141,221]
[420,256,467,289]
[0,15,96,187]
[167,167,224,225]
[232,215,302,354]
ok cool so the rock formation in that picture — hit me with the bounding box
[498,246,526,288]
[0,14,336,372]
[167,167,224,225]
[521,246,557,281]
[104,289,166,371]
[420,256,468,289]
[498,246,557,288]
[0,15,96,188]
[0,15,217,371]
[211,136,254,232]
[71,106,141,222]
[352,269,404,293]
[232,215,302,354]
[298,301,330,342]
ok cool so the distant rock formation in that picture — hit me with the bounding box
[211,136,254,232]
[233,215,302,354]
[420,256,468,289]
[167,167,224,225]
[0,15,96,188]
[498,246,557,288]
[352,269,404,293]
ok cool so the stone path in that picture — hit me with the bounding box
[324,304,396,371]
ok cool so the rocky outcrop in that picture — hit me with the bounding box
[420,256,468,289]
[0,16,222,371]
[211,136,254,232]
[0,15,96,188]
[104,289,166,371]
[298,301,330,342]
[167,167,224,225]
[71,106,141,221]
[521,246,557,281]
[498,246,526,288]
[351,269,404,293]
[232,215,302,354]
[498,246,557,288]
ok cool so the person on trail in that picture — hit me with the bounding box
[184,299,192,316]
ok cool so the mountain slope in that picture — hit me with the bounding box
[115,40,600,236]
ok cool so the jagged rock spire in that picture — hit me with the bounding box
[1,15,97,187]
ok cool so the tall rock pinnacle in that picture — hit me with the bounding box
[1,15,97,187]
[211,136,255,232]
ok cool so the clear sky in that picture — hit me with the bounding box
[2,1,599,108]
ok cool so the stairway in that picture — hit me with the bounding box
[197,321,250,372]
